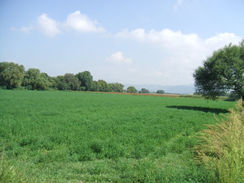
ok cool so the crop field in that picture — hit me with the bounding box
[0,90,234,182]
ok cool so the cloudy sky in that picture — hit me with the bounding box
[0,0,243,86]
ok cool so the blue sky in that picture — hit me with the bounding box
[0,0,243,86]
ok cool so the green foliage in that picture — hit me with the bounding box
[139,88,150,93]
[55,75,69,90]
[196,101,244,183]
[127,86,137,93]
[63,73,80,90]
[91,80,110,92]
[90,80,98,91]
[47,76,58,89]
[156,89,165,94]
[194,42,244,101]
[76,71,93,91]
[0,62,25,89]
[0,62,124,93]
[54,74,81,91]
[22,68,51,90]
[0,90,234,182]
[108,82,124,92]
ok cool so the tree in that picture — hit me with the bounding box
[109,83,124,92]
[55,76,69,90]
[63,73,80,90]
[76,71,93,91]
[194,42,244,103]
[22,68,51,90]
[97,80,110,92]
[127,86,137,93]
[47,76,58,89]
[139,88,150,93]
[90,80,98,91]
[0,62,25,89]
[156,90,165,94]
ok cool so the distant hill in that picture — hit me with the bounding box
[124,84,195,94]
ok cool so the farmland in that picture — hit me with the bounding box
[0,90,234,182]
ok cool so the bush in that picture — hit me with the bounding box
[127,86,137,93]
[139,88,150,93]
[156,90,165,94]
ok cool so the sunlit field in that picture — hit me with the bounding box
[0,90,234,182]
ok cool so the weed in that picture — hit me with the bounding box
[196,100,244,183]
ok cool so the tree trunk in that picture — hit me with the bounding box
[242,95,244,107]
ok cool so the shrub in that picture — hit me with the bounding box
[156,90,165,94]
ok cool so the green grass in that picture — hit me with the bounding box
[0,90,234,182]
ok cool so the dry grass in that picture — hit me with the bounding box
[196,100,244,183]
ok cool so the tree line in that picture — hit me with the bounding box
[0,62,165,94]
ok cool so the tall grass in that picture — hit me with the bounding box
[0,151,16,183]
[196,100,244,183]
[0,151,34,183]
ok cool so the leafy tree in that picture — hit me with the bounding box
[156,90,165,94]
[109,83,124,92]
[108,83,113,92]
[63,73,80,90]
[139,88,150,93]
[90,80,98,91]
[76,71,93,91]
[0,62,25,89]
[22,68,50,90]
[47,76,58,89]
[194,42,244,103]
[127,86,137,93]
[97,80,110,92]
[55,76,69,90]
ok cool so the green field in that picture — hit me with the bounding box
[0,90,234,182]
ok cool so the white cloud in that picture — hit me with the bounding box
[64,11,104,32]
[37,14,61,37]
[16,11,104,37]
[116,28,242,85]
[116,28,201,46]
[205,33,241,49]
[107,51,132,64]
